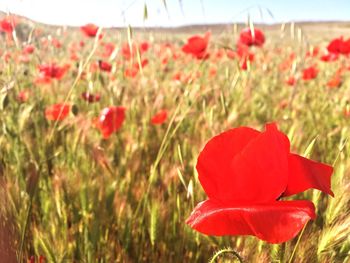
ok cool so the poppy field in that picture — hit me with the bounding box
[1,16,350,263]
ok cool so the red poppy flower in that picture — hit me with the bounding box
[124,67,138,78]
[80,23,99,37]
[182,32,210,59]
[279,59,293,71]
[38,63,68,80]
[209,67,217,77]
[215,49,225,59]
[327,37,350,55]
[186,123,333,244]
[302,66,318,81]
[226,50,237,60]
[4,51,11,62]
[133,59,148,70]
[17,90,30,103]
[81,92,101,103]
[173,52,180,60]
[23,44,35,54]
[151,110,168,125]
[121,43,137,60]
[172,72,182,82]
[140,41,150,53]
[51,38,62,49]
[140,58,149,68]
[0,17,15,33]
[161,57,168,65]
[327,74,342,89]
[239,27,265,47]
[70,52,79,61]
[29,255,45,263]
[286,76,297,86]
[102,42,115,58]
[96,106,126,138]
[45,103,71,121]
[98,60,112,72]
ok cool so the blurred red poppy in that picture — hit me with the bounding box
[133,59,148,70]
[124,67,138,78]
[81,92,101,103]
[302,66,318,81]
[45,103,71,121]
[17,90,30,103]
[215,49,225,60]
[209,67,217,77]
[70,52,79,61]
[98,60,112,72]
[38,63,68,80]
[226,49,236,60]
[286,76,297,86]
[4,51,11,62]
[140,41,150,53]
[239,27,265,47]
[0,17,15,33]
[151,110,168,125]
[327,74,342,89]
[121,43,136,60]
[172,72,182,82]
[182,32,211,59]
[186,123,333,243]
[327,37,350,55]
[23,44,35,54]
[96,106,126,138]
[29,255,45,263]
[51,38,62,49]
[80,23,99,37]
[102,42,115,58]
[161,57,168,65]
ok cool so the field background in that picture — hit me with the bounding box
[1,14,350,262]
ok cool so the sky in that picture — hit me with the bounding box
[0,0,349,27]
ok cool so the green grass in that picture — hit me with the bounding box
[0,21,350,262]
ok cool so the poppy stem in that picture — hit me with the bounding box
[280,242,286,262]
[288,220,308,263]
[18,198,33,263]
[209,247,244,263]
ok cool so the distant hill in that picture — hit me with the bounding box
[1,11,350,39]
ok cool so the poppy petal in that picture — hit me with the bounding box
[186,199,315,244]
[284,154,334,197]
[196,127,260,202]
[229,123,290,203]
